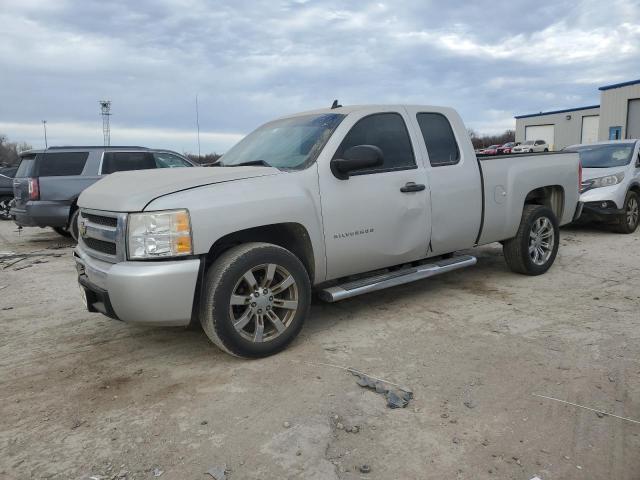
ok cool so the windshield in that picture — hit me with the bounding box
[570,143,635,168]
[523,141,535,145]
[219,113,345,169]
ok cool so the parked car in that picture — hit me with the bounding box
[11,146,196,240]
[512,140,549,153]
[479,144,501,155]
[0,166,18,220]
[497,142,518,154]
[74,104,581,357]
[565,140,640,233]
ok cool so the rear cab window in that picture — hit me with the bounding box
[333,112,416,174]
[415,113,460,167]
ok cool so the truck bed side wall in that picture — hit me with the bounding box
[478,153,579,244]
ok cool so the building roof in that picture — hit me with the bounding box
[514,105,600,119]
[599,79,640,91]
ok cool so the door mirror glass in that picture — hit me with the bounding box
[330,145,384,180]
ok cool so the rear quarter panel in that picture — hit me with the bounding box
[478,152,580,244]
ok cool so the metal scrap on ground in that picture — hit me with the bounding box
[305,361,413,409]
[205,465,227,480]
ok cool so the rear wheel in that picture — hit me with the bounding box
[0,196,12,220]
[200,242,311,357]
[503,205,559,275]
[613,191,639,234]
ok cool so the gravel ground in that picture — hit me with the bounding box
[1,219,639,480]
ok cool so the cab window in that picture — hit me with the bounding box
[416,113,460,167]
[334,113,416,174]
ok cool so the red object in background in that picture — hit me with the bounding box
[482,145,501,155]
[497,142,516,154]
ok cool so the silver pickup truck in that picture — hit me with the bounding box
[75,105,582,357]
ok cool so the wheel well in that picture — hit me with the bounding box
[524,185,564,219]
[629,184,640,196]
[205,223,315,282]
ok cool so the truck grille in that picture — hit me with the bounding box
[83,237,117,255]
[82,212,118,228]
[78,209,127,263]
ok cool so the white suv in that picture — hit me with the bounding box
[513,140,549,153]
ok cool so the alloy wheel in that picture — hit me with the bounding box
[529,216,555,266]
[229,263,299,343]
[627,197,639,229]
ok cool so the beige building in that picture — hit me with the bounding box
[515,79,640,150]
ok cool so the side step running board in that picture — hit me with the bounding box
[318,255,477,303]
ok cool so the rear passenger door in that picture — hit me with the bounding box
[405,108,482,254]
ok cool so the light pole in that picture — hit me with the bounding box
[42,120,48,148]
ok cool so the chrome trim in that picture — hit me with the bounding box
[318,255,477,302]
[78,208,128,263]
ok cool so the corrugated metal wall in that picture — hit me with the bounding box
[598,84,640,140]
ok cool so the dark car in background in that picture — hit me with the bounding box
[11,146,196,240]
[0,166,18,219]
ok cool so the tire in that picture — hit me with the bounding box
[544,148,549,152]
[68,209,80,242]
[0,196,12,220]
[613,191,639,234]
[503,205,559,275]
[53,226,71,238]
[199,242,311,358]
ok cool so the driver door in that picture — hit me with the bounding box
[318,109,430,280]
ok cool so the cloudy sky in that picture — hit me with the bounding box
[1,0,639,153]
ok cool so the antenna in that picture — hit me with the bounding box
[41,120,48,148]
[331,99,342,109]
[99,100,112,146]
[195,95,201,158]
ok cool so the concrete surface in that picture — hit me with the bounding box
[0,220,639,480]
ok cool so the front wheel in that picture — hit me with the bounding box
[613,191,639,234]
[503,205,559,275]
[200,242,311,357]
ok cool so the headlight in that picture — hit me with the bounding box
[127,209,193,259]
[584,172,624,191]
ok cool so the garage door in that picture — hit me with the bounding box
[525,125,555,150]
[581,115,600,144]
[627,99,640,139]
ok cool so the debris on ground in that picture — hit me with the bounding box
[205,465,227,480]
[152,467,164,477]
[463,400,476,409]
[533,393,640,424]
[305,361,413,408]
[359,464,371,474]
[351,371,413,409]
[283,421,291,428]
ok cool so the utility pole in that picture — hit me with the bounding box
[99,100,112,146]
[195,95,201,158]
[41,120,48,148]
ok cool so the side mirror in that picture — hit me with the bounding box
[330,145,384,180]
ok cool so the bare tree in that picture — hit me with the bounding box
[468,129,515,149]
[0,134,32,166]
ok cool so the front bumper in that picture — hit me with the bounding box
[580,201,624,223]
[11,201,70,228]
[74,246,201,326]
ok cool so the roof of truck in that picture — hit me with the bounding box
[276,104,455,119]
[19,146,183,157]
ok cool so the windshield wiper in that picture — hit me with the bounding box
[227,159,273,168]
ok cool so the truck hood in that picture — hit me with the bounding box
[78,166,279,212]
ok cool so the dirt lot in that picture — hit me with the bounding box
[1,220,639,480]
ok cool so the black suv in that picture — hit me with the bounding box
[11,146,196,240]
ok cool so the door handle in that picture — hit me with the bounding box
[400,182,426,193]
